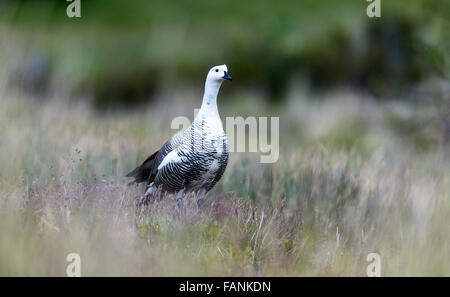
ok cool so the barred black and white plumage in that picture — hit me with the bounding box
[127,65,232,205]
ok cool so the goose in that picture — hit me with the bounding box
[127,65,232,207]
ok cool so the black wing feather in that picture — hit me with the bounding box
[126,151,159,184]
[126,138,175,185]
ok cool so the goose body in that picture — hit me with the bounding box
[127,65,232,203]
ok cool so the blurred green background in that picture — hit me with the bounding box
[1,0,448,107]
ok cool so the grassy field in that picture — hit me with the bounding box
[0,0,448,277]
[0,86,448,276]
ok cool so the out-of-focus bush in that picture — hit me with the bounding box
[0,0,448,108]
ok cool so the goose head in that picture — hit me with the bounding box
[207,64,232,82]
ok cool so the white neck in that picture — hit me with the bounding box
[199,78,222,117]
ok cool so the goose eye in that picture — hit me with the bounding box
[215,69,219,72]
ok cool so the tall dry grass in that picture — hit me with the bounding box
[0,90,449,276]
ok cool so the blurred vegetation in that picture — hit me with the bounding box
[0,0,448,107]
[0,93,449,276]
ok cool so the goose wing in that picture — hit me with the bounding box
[126,135,179,185]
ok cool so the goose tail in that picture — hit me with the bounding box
[126,151,158,185]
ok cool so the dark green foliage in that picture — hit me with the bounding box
[1,0,447,107]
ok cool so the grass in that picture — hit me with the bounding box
[0,0,448,278]
[0,87,448,276]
